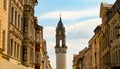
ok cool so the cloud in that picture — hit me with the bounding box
[43,26,55,39]
[66,18,101,39]
[39,8,99,20]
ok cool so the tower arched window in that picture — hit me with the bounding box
[60,40,62,46]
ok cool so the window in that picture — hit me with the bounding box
[111,53,113,67]
[11,7,14,23]
[42,61,44,69]
[18,15,20,30]
[2,30,5,50]
[3,0,7,10]
[95,52,97,58]
[10,39,13,56]
[94,39,96,45]
[30,48,34,64]
[24,26,28,32]
[23,18,28,33]
[116,51,118,64]
[30,21,32,34]
[23,46,27,61]
[24,18,28,25]
[14,41,16,57]
[15,11,17,26]
[114,52,116,65]
[36,52,41,64]
[21,17,22,31]
[17,44,19,59]
[60,40,62,46]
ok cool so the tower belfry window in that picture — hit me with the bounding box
[60,40,62,46]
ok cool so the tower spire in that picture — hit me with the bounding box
[57,13,64,29]
[60,13,61,20]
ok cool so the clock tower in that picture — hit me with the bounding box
[55,15,67,69]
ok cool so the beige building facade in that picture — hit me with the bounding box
[73,47,89,69]
[0,0,52,69]
[106,0,120,68]
[22,0,38,67]
[89,25,101,69]
[83,48,91,69]
[73,1,120,69]
[0,0,9,60]
[90,0,120,69]
[8,0,24,64]
[35,24,52,69]
[99,3,112,68]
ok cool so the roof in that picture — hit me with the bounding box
[57,16,64,29]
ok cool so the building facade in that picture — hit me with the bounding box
[106,0,120,68]
[35,17,43,69]
[73,47,89,69]
[55,16,67,69]
[83,48,91,69]
[77,1,120,69]
[0,0,52,69]
[99,2,112,69]
[8,0,24,64]
[73,54,81,69]
[0,0,9,61]
[22,0,38,67]
[89,25,101,69]
[99,0,120,68]
[8,0,38,68]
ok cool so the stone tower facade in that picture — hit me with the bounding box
[55,16,67,69]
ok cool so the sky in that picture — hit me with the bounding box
[35,0,115,69]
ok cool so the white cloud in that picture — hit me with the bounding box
[66,18,101,39]
[43,26,55,39]
[44,18,101,69]
[39,8,99,20]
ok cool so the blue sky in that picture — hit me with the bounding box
[35,0,115,69]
